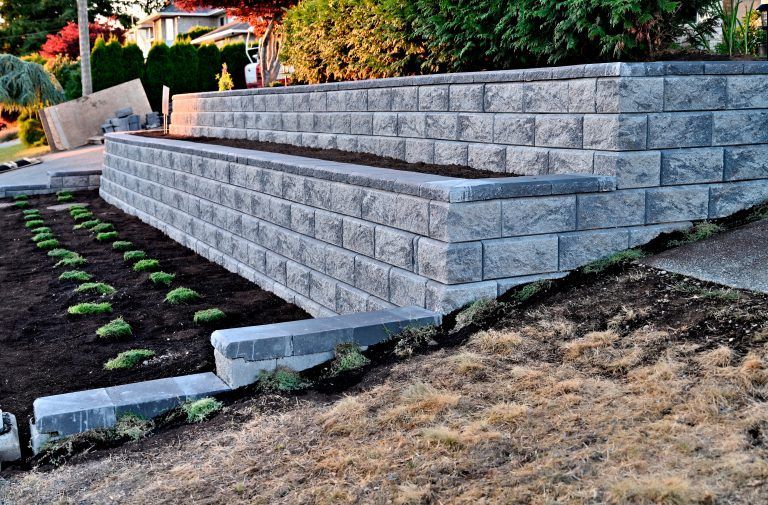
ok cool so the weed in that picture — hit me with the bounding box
[668,222,724,247]
[455,298,498,330]
[164,287,200,304]
[123,250,146,262]
[672,283,741,301]
[394,325,439,358]
[36,239,60,250]
[112,241,133,252]
[47,248,77,259]
[96,318,132,339]
[67,302,112,315]
[13,194,28,201]
[91,222,114,233]
[582,248,646,274]
[149,271,175,286]
[31,226,51,234]
[32,232,55,242]
[514,280,553,303]
[75,282,116,296]
[327,343,370,376]
[258,367,310,392]
[56,254,86,268]
[182,397,223,423]
[113,413,153,441]
[96,231,118,242]
[58,270,92,282]
[74,219,100,230]
[133,259,160,272]
[25,219,44,228]
[193,308,226,324]
[12,200,29,209]
[104,349,155,370]
[72,212,93,222]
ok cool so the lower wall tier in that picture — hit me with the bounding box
[100,134,768,314]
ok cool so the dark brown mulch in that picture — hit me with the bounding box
[0,191,309,449]
[136,131,515,180]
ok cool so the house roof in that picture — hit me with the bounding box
[135,2,226,26]
[190,21,252,45]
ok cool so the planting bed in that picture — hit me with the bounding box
[0,190,309,445]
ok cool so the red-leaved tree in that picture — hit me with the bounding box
[40,19,125,60]
[175,0,295,85]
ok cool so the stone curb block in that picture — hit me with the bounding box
[0,412,21,464]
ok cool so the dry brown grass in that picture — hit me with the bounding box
[4,293,768,504]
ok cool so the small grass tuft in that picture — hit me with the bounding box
[327,343,370,376]
[56,190,72,197]
[22,209,41,216]
[668,222,724,247]
[90,222,114,233]
[582,248,646,274]
[55,254,86,267]
[31,226,51,234]
[149,271,175,286]
[68,302,112,315]
[56,191,74,202]
[193,308,226,325]
[133,259,160,272]
[36,238,59,250]
[72,212,93,222]
[75,282,116,296]
[96,318,132,339]
[47,248,77,259]
[112,241,133,252]
[258,367,310,392]
[104,349,155,370]
[164,287,201,304]
[13,194,28,201]
[113,413,153,441]
[24,213,42,221]
[123,250,146,262]
[31,232,55,243]
[181,397,223,423]
[95,231,118,242]
[58,270,92,282]
[25,219,44,228]
[13,200,29,209]
[74,219,100,230]
[514,279,553,303]
[455,298,498,330]
[394,325,439,358]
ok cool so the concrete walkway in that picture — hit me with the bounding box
[0,145,103,189]
[642,219,768,294]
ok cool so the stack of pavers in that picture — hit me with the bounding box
[101,108,162,134]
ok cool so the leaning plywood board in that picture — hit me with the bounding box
[40,80,152,151]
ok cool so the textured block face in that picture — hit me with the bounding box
[535,115,583,148]
[434,141,468,166]
[660,148,724,185]
[713,111,768,145]
[559,229,629,270]
[429,201,501,241]
[596,77,664,113]
[568,78,597,112]
[354,256,391,300]
[726,76,768,109]
[523,81,568,112]
[494,114,535,145]
[663,76,727,111]
[577,190,646,230]
[724,145,768,181]
[389,269,427,307]
[34,388,116,436]
[646,186,710,223]
[419,85,449,111]
[425,280,498,313]
[374,226,415,270]
[417,239,482,284]
[450,84,484,112]
[583,115,647,151]
[502,195,576,236]
[342,217,375,256]
[708,180,768,218]
[506,146,549,175]
[484,83,524,112]
[593,151,661,189]
[648,113,713,149]
[458,114,494,143]
[482,235,559,279]
[468,144,506,172]
[425,113,458,140]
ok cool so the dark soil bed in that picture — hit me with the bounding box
[0,191,309,449]
[137,131,514,179]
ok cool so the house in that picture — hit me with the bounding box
[189,20,251,47]
[125,2,228,56]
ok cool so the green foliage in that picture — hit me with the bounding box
[75,282,116,296]
[123,250,146,261]
[13,200,30,209]
[183,25,214,41]
[327,343,370,376]
[169,39,200,95]
[196,44,221,92]
[13,194,28,201]
[92,37,126,92]
[282,0,424,84]
[583,248,647,274]
[22,208,40,215]
[143,42,172,111]
[164,287,201,304]
[258,367,310,392]
[216,63,234,92]
[68,302,112,315]
[113,413,153,441]
[193,308,226,325]
[45,55,81,101]
[220,43,249,89]
[32,232,55,242]
[123,43,145,82]
[104,349,155,370]
[112,241,133,252]
[394,325,438,358]
[96,317,132,339]
[58,270,92,282]
[18,111,46,147]
[36,238,60,250]
[455,298,498,330]
[672,282,741,301]
[149,271,175,286]
[74,219,101,230]
[668,222,724,247]
[57,193,74,202]
[96,231,119,242]
[0,54,63,113]
[24,213,41,221]
[48,248,76,259]
[72,211,94,222]
[514,279,554,303]
[32,226,52,234]
[25,219,44,228]
[56,254,86,267]
[90,222,114,233]
[181,397,223,423]
[133,259,160,272]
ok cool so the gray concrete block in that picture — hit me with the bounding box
[468,144,506,172]
[389,268,427,307]
[724,145,768,181]
[726,76,768,109]
[404,139,435,164]
[392,87,418,111]
[593,151,661,189]
[483,235,559,279]
[425,280,498,313]
[0,412,21,463]
[310,271,340,309]
[450,84,484,112]
[417,238,482,284]
[708,180,768,218]
[523,81,568,112]
[425,113,458,140]
[214,348,276,389]
[559,229,629,271]
[350,113,373,135]
[212,319,294,361]
[628,222,692,248]
[265,251,287,285]
[325,245,356,282]
[34,388,116,436]
[458,113,494,142]
[660,148,724,185]
[419,85,449,111]
[286,261,312,296]
[354,255,390,300]
[433,141,468,166]
[596,77,664,113]
[568,78,597,112]
[375,226,415,270]
[502,195,576,236]
[290,204,315,236]
[647,112,713,149]
[664,76,726,111]
[493,114,535,145]
[314,209,343,245]
[582,114,647,150]
[368,88,393,111]
[484,83,524,112]
[429,200,501,241]
[577,190,646,230]
[646,185,710,223]
[398,112,426,137]
[506,146,549,175]
[330,183,363,217]
[713,111,768,145]
[372,112,399,136]
[343,217,375,256]
[535,114,583,148]
[336,283,370,314]
[548,149,594,174]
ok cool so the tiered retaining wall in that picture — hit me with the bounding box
[101,62,768,315]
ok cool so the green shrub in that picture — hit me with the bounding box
[258,367,310,392]
[58,270,92,282]
[193,308,226,325]
[169,39,199,95]
[143,42,172,111]
[92,37,126,91]
[96,317,132,339]
[31,226,51,234]
[104,349,155,370]
[181,397,223,423]
[74,219,100,230]
[220,42,248,89]
[13,200,30,209]
[57,193,74,202]
[133,259,160,272]
[114,413,153,441]
[36,238,59,250]
[56,190,71,196]
[196,43,221,92]
[25,219,44,228]
[123,43,145,82]
[13,194,28,201]
[68,204,87,212]
[90,222,114,233]
[68,302,112,315]
[18,111,46,147]
[327,343,370,376]
[112,241,133,252]
[22,209,41,216]
[183,25,214,41]
[75,282,116,296]
[95,231,118,242]
[164,287,200,304]
[56,254,86,267]
[123,250,146,261]
[24,213,42,221]
[32,232,55,242]
[48,248,76,259]
[149,271,175,286]
[582,248,647,274]
[72,212,93,222]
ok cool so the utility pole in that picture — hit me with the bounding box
[76,0,92,95]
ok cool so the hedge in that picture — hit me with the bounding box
[196,44,221,92]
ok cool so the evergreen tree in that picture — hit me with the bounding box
[123,43,145,83]
[196,44,221,92]
[91,37,126,91]
[220,42,249,90]
[143,42,172,111]
[168,39,200,95]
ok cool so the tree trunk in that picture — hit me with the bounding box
[76,0,92,95]
[258,19,282,87]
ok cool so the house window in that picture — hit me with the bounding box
[165,18,175,43]
[219,17,225,26]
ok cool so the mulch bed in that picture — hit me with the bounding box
[137,131,515,180]
[0,191,309,448]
